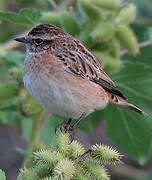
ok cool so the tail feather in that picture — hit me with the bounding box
[109,93,144,115]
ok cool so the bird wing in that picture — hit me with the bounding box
[54,38,126,100]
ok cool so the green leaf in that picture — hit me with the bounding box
[0,101,18,111]
[112,62,152,105]
[145,172,152,180]
[79,110,104,132]
[0,111,18,125]
[0,169,6,180]
[0,8,42,25]
[104,105,152,164]
[101,62,152,164]
[3,50,24,67]
[123,44,152,66]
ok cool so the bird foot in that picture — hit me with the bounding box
[55,122,74,142]
[55,113,86,134]
[55,122,73,134]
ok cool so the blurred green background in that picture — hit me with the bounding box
[0,0,152,179]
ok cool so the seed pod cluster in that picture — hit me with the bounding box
[78,0,138,71]
[40,12,61,27]
[79,0,138,55]
[92,0,121,10]
[60,11,81,36]
[17,130,122,180]
[39,0,138,72]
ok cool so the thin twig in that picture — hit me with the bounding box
[60,0,74,9]
[134,19,151,25]
[49,0,59,12]
[0,32,27,53]
[0,75,7,83]
[2,39,20,51]
[39,111,52,131]
[121,40,152,55]
[120,0,135,9]
[137,40,152,49]
[74,149,92,163]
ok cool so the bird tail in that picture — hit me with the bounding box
[108,94,144,115]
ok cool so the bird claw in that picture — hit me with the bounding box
[55,122,74,142]
[55,113,86,134]
[55,122,73,134]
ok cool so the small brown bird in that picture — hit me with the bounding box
[15,24,144,129]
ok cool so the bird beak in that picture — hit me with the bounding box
[14,37,26,43]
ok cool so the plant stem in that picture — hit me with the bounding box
[60,0,74,9]
[30,112,42,143]
[39,111,52,132]
[121,40,152,55]
[49,0,59,12]
[120,0,134,9]
[24,111,42,167]
[74,149,92,163]
[0,75,7,83]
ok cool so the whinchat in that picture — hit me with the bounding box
[15,24,144,129]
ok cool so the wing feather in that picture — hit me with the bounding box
[54,38,126,100]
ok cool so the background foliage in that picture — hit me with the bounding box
[0,0,152,179]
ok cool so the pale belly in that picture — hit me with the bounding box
[23,72,109,119]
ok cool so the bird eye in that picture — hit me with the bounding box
[34,39,43,45]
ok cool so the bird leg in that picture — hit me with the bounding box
[71,112,86,130]
[55,118,72,134]
[55,112,86,133]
